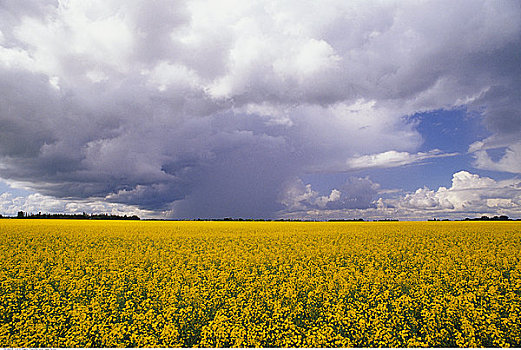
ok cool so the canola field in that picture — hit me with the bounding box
[1,220,521,347]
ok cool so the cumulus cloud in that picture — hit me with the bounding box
[391,171,521,217]
[0,192,153,218]
[1,0,520,217]
[280,171,521,220]
[279,176,380,213]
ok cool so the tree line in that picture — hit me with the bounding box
[11,211,140,220]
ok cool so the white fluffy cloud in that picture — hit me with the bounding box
[470,141,521,174]
[283,171,521,220]
[0,192,153,218]
[279,176,380,213]
[1,1,520,217]
[345,149,457,171]
[395,171,521,214]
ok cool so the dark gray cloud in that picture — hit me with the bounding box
[1,0,521,218]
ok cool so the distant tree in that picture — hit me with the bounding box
[17,211,25,218]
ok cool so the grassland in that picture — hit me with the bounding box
[1,219,520,347]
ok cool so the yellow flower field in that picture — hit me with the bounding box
[1,220,520,347]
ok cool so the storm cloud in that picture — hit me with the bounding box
[1,0,520,218]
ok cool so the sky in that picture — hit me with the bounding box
[1,0,521,220]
